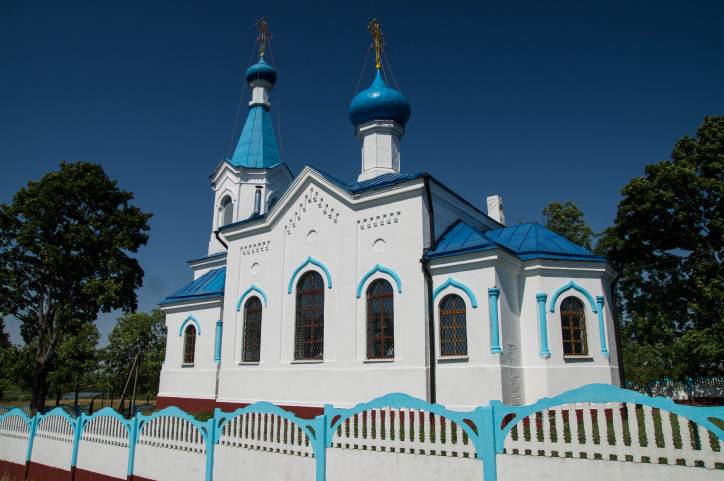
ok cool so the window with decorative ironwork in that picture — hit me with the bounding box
[366,279,394,359]
[561,296,588,356]
[242,296,263,362]
[294,271,324,360]
[183,325,196,365]
[439,294,467,357]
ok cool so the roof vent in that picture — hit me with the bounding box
[487,195,505,225]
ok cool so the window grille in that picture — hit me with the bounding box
[561,297,588,356]
[242,296,263,362]
[183,325,196,365]
[366,279,394,359]
[439,294,467,357]
[294,271,324,360]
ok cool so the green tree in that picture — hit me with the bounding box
[599,116,724,383]
[0,319,11,399]
[543,201,595,250]
[101,309,166,403]
[0,162,152,410]
[47,323,100,406]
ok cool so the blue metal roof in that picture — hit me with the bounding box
[428,220,604,262]
[229,105,281,169]
[160,267,226,305]
[316,169,424,194]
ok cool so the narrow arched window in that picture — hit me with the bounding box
[220,196,233,226]
[183,325,196,365]
[294,271,324,360]
[439,294,467,357]
[561,297,588,356]
[366,279,394,359]
[242,296,263,362]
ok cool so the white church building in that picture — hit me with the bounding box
[157,22,620,415]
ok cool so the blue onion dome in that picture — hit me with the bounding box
[349,70,411,127]
[245,57,277,85]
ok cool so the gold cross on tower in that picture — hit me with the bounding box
[255,17,272,58]
[368,18,385,70]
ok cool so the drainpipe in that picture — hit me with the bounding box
[609,273,625,386]
[214,229,228,250]
[420,173,437,404]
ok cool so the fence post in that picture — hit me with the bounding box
[69,413,85,481]
[475,404,498,481]
[314,409,329,481]
[23,413,39,481]
[126,413,140,481]
[204,408,220,481]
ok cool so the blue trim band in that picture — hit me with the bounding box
[287,256,333,294]
[214,320,223,364]
[536,293,551,358]
[548,280,598,313]
[488,288,502,354]
[178,315,201,336]
[596,296,609,356]
[432,277,478,308]
[355,264,403,298]
[237,284,269,309]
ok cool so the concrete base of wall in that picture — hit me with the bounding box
[156,396,323,419]
[0,460,155,481]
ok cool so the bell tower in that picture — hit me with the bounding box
[208,18,293,254]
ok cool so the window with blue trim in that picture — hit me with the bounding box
[366,279,394,359]
[183,324,196,366]
[439,294,467,357]
[561,297,588,356]
[242,296,263,362]
[294,271,324,360]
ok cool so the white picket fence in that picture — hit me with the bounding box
[0,384,722,481]
[503,402,722,469]
[330,407,477,458]
[218,411,314,457]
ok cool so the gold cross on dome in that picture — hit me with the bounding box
[368,18,385,70]
[255,17,272,58]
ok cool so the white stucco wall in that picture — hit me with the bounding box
[159,168,619,409]
[158,300,221,401]
[76,441,127,479]
[133,444,205,481]
[216,175,429,408]
[496,454,716,481]
[214,446,315,481]
[30,436,72,472]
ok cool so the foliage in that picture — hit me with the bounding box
[0,161,152,410]
[599,116,724,382]
[47,323,100,402]
[0,320,11,399]
[543,201,595,250]
[101,309,166,398]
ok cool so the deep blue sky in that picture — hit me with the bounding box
[2,1,722,344]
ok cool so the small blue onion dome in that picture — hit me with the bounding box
[245,57,277,85]
[349,70,411,127]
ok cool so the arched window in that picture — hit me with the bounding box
[220,196,233,226]
[294,271,324,360]
[366,279,394,359]
[561,297,588,356]
[439,294,467,357]
[183,324,196,365]
[242,296,263,362]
